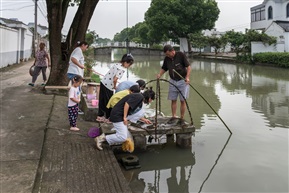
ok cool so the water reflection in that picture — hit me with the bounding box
[95,56,289,129]
[93,51,289,192]
[126,143,195,193]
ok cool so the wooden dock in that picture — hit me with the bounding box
[100,116,195,150]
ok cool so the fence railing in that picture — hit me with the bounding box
[93,41,150,48]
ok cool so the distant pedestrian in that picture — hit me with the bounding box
[95,89,155,151]
[157,45,191,125]
[96,53,134,123]
[28,42,50,86]
[115,79,146,93]
[67,41,89,79]
[68,75,83,131]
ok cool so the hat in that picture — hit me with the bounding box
[87,127,100,138]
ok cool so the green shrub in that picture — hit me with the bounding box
[91,74,100,83]
[236,54,252,63]
[253,52,289,68]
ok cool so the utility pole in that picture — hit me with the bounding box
[126,0,129,54]
[126,0,129,79]
[34,0,38,55]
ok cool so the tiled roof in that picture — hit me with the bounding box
[275,20,289,32]
[0,17,26,26]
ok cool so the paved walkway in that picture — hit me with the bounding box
[0,61,131,193]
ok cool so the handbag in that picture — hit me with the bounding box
[29,61,40,76]
[29,65,35,76]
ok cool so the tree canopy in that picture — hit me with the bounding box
[144,0,220,50]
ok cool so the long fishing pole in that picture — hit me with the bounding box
[198,134,232,192]
[154,78,160,141]
[87,68,104,77]
[173,69,232,134]
[88,68,121,83]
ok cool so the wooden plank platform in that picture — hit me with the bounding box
[101,116,195,135]
[44,85,70,95]
[44,85,70,89]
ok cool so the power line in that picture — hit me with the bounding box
[38,0,47,14]
[37,4,47,21]
[0,5,34,11]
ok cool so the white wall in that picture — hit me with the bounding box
[179,38,188,52]
[284,32,289,52]
[0,25,18,67]
[251,41,285,55]
[0,25,33,68]
[23,30,33,60]
[265,22,288,52]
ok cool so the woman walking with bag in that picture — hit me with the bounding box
[28,42,50,86]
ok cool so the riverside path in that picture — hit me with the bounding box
[0,61,132,193]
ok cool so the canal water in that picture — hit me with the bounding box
[93,52,288,193]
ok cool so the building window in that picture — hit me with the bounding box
[268,6,273,19]
[261,9,265,20]
[251,8,265,22]
[251,13,255,22]
[287,3,289,17]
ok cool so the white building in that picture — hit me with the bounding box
[28,23,48,38]
[190,29,231,53]
[250,0,289,53]
[0,17,33,67]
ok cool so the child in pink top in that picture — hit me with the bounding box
[68,75,83,131]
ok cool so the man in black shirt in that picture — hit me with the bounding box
[95,89,155,150]
[157,45,191,124]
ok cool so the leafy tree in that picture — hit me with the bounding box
[145,0,219,51]
[189,32,208,54]
[207,35,227,55]
[243,29,277,54]
[46,0,99,86]
[86,29,99,46]
[135,22,151,44]
[224,30,245,56]
[113,28,130,42]
[95,37,111,45]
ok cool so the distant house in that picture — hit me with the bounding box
[190,29,231,53]
[250,0,289,54]
[0,17,33,67]
[27,22,48,37]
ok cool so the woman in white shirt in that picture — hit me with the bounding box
[67,41,89,79]
[96,53,134,123]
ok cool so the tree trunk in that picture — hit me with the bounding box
[46,0,99,86]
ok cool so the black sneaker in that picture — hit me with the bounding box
[178,119,186,126]
[28,83,34,87]
[167,117,178,124]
